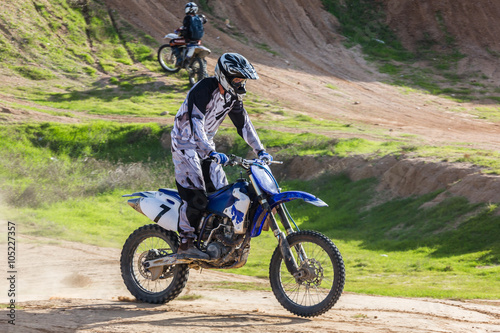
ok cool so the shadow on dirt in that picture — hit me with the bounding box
[47,74,189,105]
[14,299,310,332]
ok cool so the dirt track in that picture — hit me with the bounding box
[1,234,499,333]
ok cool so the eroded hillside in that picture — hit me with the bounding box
[106,0,500,149]
[384,0,500,79]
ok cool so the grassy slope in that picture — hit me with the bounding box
[0,0,499,299]
[0,0,192,118]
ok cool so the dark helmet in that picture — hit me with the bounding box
[185,2,198,14]
[214,53,259,99]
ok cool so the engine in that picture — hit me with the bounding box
[206,241,228,259]
[200,214,246,261]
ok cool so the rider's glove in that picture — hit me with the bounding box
[210,151,228,165]
[258,150,273,163]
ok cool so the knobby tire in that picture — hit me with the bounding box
[269,230,345,317]
[120,224,189,304]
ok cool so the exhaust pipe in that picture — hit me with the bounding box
[127,198,145,216]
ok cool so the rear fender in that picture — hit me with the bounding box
[165,33,180,39]
[191,45,211,58]
[250,191,327,237]
[123,188,181,232]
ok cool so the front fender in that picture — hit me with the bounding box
[250,191,327,237]
[269,191,328,207]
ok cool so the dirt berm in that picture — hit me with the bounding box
[273,154,500,206]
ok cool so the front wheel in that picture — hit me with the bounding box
[158,44,181,73]
[188,57,207,86]
[120,224,189,304]
[269,230,345,317]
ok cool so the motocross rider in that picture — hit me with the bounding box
[174,2,207,68]
[171,53,273,260]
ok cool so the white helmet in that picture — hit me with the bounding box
[185,2,198,14]
[214,53,259,99]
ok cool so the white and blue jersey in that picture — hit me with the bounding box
[171,77,264,236]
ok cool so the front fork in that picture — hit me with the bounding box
[249,174,307,277]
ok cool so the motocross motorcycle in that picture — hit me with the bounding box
[157,30,210,86]
[120,155,345,317]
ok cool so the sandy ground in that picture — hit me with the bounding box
[0,233,499,333]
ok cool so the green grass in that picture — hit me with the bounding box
[13,66,56,80]
[321,0,413,62]
[215,126,404,158]
[474,106,500,121]
[0,122,174,208]
[255,43,280,56]
[413,145,500,174]
[0,0,159,79]
[1,72,189,118]
[9,191,146,248]
[2,122,500,213]
[243,92,287,115]
[326,83,339,90]
[177,294,204,301]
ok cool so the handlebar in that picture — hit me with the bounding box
[208,154,282,168]
[225,154,282,169]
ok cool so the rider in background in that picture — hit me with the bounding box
[174,2,207,68]
[171,53,273,259]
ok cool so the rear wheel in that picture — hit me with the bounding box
[188,57,207,86]
[158,44,181,73]
[120,224,189,304]
[269,230,345,317]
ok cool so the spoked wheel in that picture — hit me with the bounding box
[188,57,207,86]
[269,230,345,317]
[120,224,189,304]
[158,44,181,73]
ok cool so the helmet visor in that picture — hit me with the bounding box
[231,77,247,87]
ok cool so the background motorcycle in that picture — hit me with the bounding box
[157,30,210,86]
[120,155,345,317]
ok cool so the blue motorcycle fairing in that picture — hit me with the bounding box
[123,188,181,202]
[206,180,249,217]
[158,188,181,201]
[122,191,156,198]
[249,190,328,237]
[251,163,279,195]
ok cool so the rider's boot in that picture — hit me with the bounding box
[175,56,183,68]
[182,56,191,68]
[177,237,209,260]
